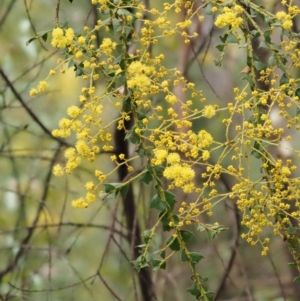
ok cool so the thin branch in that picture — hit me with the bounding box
[8,274,96,293]
[97,273,123,301]
[55,0,61,26]
[0,68,70,147]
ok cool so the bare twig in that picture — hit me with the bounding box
[0,68,70,147]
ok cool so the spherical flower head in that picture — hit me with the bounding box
[100,38,116,55]
[37,81,48,93]
[65,28,75,44]
[198,130,213,148]
[86,192,96,203]
[53,164,64,176]
[154,149,168,165]
[203,105,216,118]
[282,19,293,30]
[77,36,86,45]
[29,88,38,97]
[165,95,177,104]
[52,27,64,39]
[167,152,181,164]
[75,51,83,59]
[85,181,95,190]
[72,197,88,208]
[51,27,66,48]
[276,11,287,21]
[202,150,210,160]
[281,166,291,176]
[67,106,81,118]
[64,147,76,159]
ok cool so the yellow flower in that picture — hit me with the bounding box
[198,130,213,148]
[67,106,81,118]
[77,36,86,45]
[37,81,48,93]
[167,153,181,164]
[154,149,168,164]
[202,150,210,160]
[29,88,38,97]
[72,197,88,208]
[281,166,291,176]
[203,105,216,118]
[53,164,64,176]
[276,11,287,20]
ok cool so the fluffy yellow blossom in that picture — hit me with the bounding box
[51,27,74,48]
[86,192,96,203]
[167,153,181,164]
[163,164,195,188]
[276,11,287,20]
[75,51,83,59]
[203,105,216,118]
[29,88,38,97]
[67,106,81,118]
[53,164,64,176]
[72,197,88,208]
[281,166,291,176]
[37,81,48,93]
[198,130,213,148]
[85,181,95,190]
[100,38,116,55]
[77,36,86,45]
[154,149,168,165]
[202,150,210,160]
[215,8,243,29]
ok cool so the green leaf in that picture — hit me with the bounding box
[190,252,204,264]
[139,171,153,184]
[180,230,194,244]
[125,127,140,144]
[264,30,271,43]
[180,249,188,262]
[214,58,221,67]
[227,33,239,44]
[250,30,260,39]
[268,55,275,66]
[253,60,266,71]
[294,276,300,284]
[295,88,300,100]
[142,230,152,243]
[280,73,289,86]
[120,184,129,197]
[117,8,131,15]
[103,183,120,193]
[164,191,176,210]
[150,194,166,211]
[197,225,205,232]
[219,34,228,43]
[205,3,213,15]
[186,283,201,298]
[160,211,172,231]
[216,44,225,52]
[166,236,180,251]
[153,165,164,177]
[42,33,48,42]
[259,40,269,49]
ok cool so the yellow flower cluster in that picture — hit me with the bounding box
[163,159,195,193]
[276,11,293,30]
[127,61,153,90]
[29,81,48,97]
[51,27,75,49]
[215,6,243,29]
